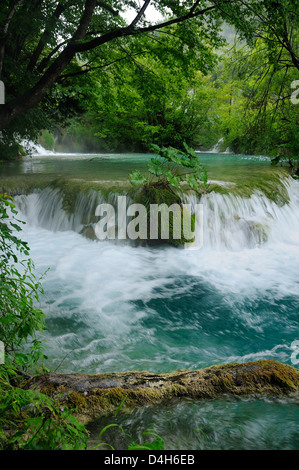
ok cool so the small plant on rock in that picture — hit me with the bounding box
[128,143,208,246]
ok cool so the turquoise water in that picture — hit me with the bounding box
[0,151,281,184]
[23,229,299,373]
[2,151,298,450]
[86,397,299,450]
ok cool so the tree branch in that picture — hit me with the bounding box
[128,0,152,30]
[59,50,150,79]
[0,1,216,129]
[0,0,24,76]
[72,5,216,53]
[36,40,70,74]
[27,2,66,73]
[0,0,98,128]
[97,1,119,16]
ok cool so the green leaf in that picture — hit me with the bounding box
[148,164,164,177]
[183,142,197,158]
[129,170,148,186]
[165,170,180,187]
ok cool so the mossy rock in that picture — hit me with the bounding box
[133,185,195,247]
[79,225,97,240]
[23,360,299,419]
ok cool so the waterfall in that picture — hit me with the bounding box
[11,176,299,377]
[211,138,224,153]
[16,188,100,233]
[185,177,299,251]
[21,139,55,156]
[196,138,231,154]
[14,177,299,251]
[15,188,135,241]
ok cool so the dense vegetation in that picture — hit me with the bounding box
[0,1,298,173]
[0,194,89,449]
[0,1,299,450]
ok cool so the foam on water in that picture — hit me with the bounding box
[21,139,56,156]
[14,177,299,373]
[86,396,299,450]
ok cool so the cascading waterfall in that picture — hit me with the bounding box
[21,139,56,156]
[187,177,299,250]
[15,188,134,237]
[12,175,299,373]
[211,138,225,153]
[5,158,298,450]
[15,176,299,251]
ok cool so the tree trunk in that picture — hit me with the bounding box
[23,360,299,418]
[0,0,98,131]
[0,3,216,132]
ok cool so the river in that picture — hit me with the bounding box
[1,150,298,450]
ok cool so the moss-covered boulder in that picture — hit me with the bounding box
[23,360,299,419]
[133,184,195,247]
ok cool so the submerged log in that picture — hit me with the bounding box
[23,360,299,417]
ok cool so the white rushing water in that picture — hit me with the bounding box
[15,177,299,251]
[12,177,299,373]
[21,139,56,156]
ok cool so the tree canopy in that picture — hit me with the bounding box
[0,1,223,131]
[0,1,298,163]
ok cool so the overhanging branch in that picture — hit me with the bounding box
[72,4,216,53]
[59,50,150,79]
[0,1,216,130]
[97,1,119,16]
[0,0,24,76]
[128,0,152,30]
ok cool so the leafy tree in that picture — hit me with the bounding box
[213,38,299,173]
[0,194,46,369]
[4,0,295,156]
[0,0,227,153]
[60,28,223,152]
[0,1,298,160]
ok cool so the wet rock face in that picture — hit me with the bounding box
[23,360,299,417]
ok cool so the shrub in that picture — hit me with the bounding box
[0,194,87,450]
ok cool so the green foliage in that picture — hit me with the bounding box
[0,0,226,157]
[127,431,165,451]
[0,193,88,450]
[129,143,208,193]
[0,383,88,450]
[91,424,126,450]
[58,27,222,153]
[128,144,205,247]
[1,0,299,159]
[0,194,46,370]
[204,34,299,173]
[91,424,165,451]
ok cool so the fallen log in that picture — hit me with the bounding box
[23,360,299,417]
